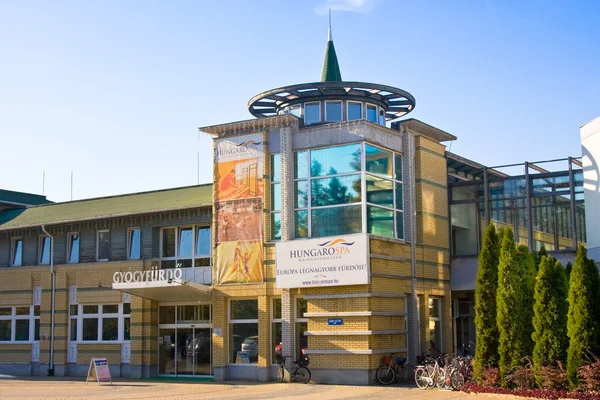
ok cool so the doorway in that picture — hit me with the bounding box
[158,304,212,376]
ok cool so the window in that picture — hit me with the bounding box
[70,303,130,343]
[347,101,363,121]
[96,230,110,261]
[160,226,212,269]
[0,306,40,342]
[325,101,343,122]
[379,108,386,126]
[295,298,308,360]
[284,143,405,239]
[39,235,51,265]
[67,233,80,263]
[365,144,404,240]
[11,238,23,266]
[271,298,282,364]
[271,153,281,241]
[367,104,378,123]
[293,144,362,238]
[429,298,442,351]
[304,102,321,125]
[127,228,141,260]
[229,299,259,364]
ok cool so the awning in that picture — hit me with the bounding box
[112,279,212,302]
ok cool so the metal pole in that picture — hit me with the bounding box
[568,157,578,248]
[483,167,490,226]
[525,162,534,250]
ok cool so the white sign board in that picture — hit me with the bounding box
[275,233,369,288]
[86,358,112,385]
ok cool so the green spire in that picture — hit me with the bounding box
[320,11,342,82]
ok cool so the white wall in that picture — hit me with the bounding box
[581,116,600,263]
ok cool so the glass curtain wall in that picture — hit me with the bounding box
[289,142,404,240]
[449,168,585,255]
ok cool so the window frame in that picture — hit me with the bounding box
[270,153,281,241]
[228,298,259,365]
[0,305,40,343]
[366,103,378,123]
[66,232,80,264]
[38,235,51,265]
[304,101,321,125]
[288,142,405,240]
[96,229,110,262]
[429,297,442,351]
[159,225,212,269]
[10,237,23,267]
[70,303,131,344]
[127,227,141,260]
[270,297,282,365]
[324,100,343,123]
[347,101,363,121]
[294,297,308,361]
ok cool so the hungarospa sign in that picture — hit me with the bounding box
[275,233,369,288]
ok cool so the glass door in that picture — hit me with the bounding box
[193,328,211,375]
[158,329,176,375]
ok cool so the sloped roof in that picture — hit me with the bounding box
[0,189,52,207]
[0,184,212,231]
[321,40,342,82]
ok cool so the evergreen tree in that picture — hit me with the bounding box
[474,223,500,381]
[565,262,572,282]
[517,244,536,357]
[567,245,599,388]
[532,257,569,386]
[497,227,529,384]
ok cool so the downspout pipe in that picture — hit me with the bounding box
[40,224,55,376]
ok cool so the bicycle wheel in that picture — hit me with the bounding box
[295,366,311,384]
[425,365,436,388]
[435,368,447,388]
[376,365,395,385]
[414,367,429,389]
[450,369,465,391]
[395,365,406,382]
[277,364,285,383]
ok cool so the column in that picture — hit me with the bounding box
[279,125,295,374]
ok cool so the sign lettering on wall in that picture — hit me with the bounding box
[214,133,265,284]
[275,233,370,288]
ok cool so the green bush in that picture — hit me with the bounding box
[532,256,568,386]
[566,245,600,389]
[497,227,529,385]
[474,223,500,381]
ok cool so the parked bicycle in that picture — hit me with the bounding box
[277,355,311,384]
[376,354,406,385]
[414,353,446,389]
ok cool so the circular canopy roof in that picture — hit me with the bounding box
[248,81,416,121]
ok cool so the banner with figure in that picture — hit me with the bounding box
[215,133,264,284]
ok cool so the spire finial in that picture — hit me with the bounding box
[328,9,332,41]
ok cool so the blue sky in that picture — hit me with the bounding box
[1,0,598,202]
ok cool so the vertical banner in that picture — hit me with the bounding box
[215,133,264,284]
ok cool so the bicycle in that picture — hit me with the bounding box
[375,354,406,385]
[277,355,311,384]
[414,353,447,389]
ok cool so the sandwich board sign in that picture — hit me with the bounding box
[86,358,112,385]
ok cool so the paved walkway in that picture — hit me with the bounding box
[0,377,527,400]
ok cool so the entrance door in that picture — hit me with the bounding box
[159,327,211,376]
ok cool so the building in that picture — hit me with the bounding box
[581,117,600,263]
[0,27,594,384]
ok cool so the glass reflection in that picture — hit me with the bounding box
[196,227,210,256]
[295,151,308,179]
[311,205,362,238]
[366,175,393,207]
[271,212,281,241]
[367,104,377,123]
[305,103,320,124]
[326,101,342,122]
[271,154,280,182]
[128,229,140,260]
[294,181,308,209]
[348,102,362,121]
[178,228,193,258]
[68,234,79,263]
[365,144,392,176]
[295,210,308,238]
[310,144,361,177]
[40,236,51,265]
[367,206,394,238]
[311,174,361,206]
